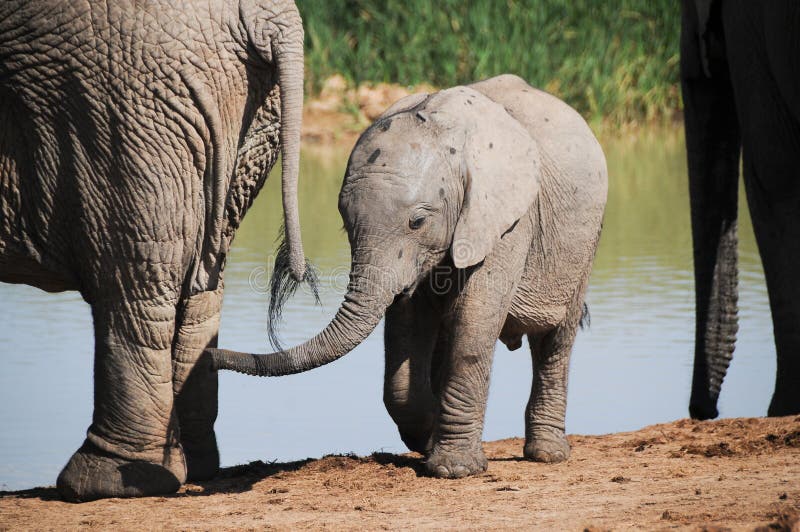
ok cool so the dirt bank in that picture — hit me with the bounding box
[300,75,433,148]
[2,416,798,530]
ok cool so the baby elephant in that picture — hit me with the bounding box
[211,74,608,478]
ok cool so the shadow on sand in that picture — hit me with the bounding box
[0,452,426,502]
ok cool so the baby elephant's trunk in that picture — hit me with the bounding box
[210,266,396,376]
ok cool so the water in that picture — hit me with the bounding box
[0,131,774,491]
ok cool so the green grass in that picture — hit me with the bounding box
[299,1,681,128]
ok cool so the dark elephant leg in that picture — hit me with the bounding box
[383,280,444,454]
[681,0,742,420]
[722,1,800,416]
[172,287,223,481]
[523,317,579,463]
[743,162,800,416]
[57,299,186,502]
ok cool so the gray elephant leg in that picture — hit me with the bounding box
[524,321,577,463]
[57,299,186,502]
[384,290,442,454]
[425,265,523,478]
[424,326,494,478]
[172,287,223,481]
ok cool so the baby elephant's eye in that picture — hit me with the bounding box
[409,216,426,230]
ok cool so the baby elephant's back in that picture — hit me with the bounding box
[468,74,608,214]
[470,75,608,333]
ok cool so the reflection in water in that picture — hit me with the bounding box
[0,132,773,490]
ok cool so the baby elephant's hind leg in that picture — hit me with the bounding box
[524,314,579,463]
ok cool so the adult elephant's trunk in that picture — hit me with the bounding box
[274,14,306,282]
[209,265,397,376]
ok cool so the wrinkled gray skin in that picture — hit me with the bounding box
[0,0,307,501]
[211,75,608,478]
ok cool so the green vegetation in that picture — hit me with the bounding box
[299,1,681,128]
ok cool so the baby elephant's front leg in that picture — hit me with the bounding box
[383,296,440,454]
[425,227,527,478]
[424,263,519,480]
[425,327,495,478]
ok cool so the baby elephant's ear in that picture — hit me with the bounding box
[451,96,541,269]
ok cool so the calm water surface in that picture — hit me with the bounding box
[0,132,773,490]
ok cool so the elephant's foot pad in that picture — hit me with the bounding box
[524,428,571,463]
[425,446,488,478]
[57,440,186,502]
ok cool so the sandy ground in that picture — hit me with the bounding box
[1,416,798,530]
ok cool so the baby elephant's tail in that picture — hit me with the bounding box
[579,303,591,330]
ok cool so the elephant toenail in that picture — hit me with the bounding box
[452,466,469,478]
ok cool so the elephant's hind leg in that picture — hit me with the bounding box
[723,0,800,416]
[523,303,582,463]
[57,299,186,502]
[384,291,441,454]
[172,287,223,481]
[749,183,800,417]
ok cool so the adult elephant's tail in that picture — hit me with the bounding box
[268,3,309,283]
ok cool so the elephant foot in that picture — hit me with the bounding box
[398,427,433,454]
[768,395,800,417]
[183,435,220,481]
[425,445,487,479]
[689,400,719,421]
[524,426,570,463]
[56,440,186,502]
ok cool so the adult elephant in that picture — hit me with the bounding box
[211,74,607,478]
[0,0,309,501]
[681,0,800,419]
